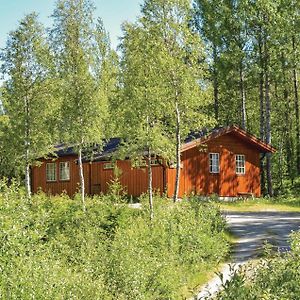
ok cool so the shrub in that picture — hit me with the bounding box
[217,232,300,300]
[0,182,229,299]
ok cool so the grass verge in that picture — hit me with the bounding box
[219,197,300,212]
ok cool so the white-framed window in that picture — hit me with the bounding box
[150,158,162,166]
[103,162,114,170]
[59,162,70,181]
[209,153,219,173]
[133,159,162,168]
[236,154,245,175]
[169,162,183,169]
[46,163,57,182]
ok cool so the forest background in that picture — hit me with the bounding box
[0,0,299,200]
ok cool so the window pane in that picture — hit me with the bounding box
[59,162,70,181]
[209,153,219,173]
[46,163,56,182]
[103,162,114,170]
[236,155,245,174]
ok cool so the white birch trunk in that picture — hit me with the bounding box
[239,64,246,130]
[265,61,273,197]
[292,36,300,175]
[24,94,31,198]
[147,148,154,221]
[25,150,31,198]
[173,101,181,203]
[258,35,266,195]
[78,146,86,212]
[213,45,219,121]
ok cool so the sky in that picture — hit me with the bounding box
[0,0,143,50]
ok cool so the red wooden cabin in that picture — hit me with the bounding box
[32,126,275,198]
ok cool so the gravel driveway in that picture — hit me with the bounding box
[224,211,300,262]
[195,210,300,299]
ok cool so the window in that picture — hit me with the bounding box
[209,153,219,173]
[150,159,162,166]
[236,155,245,175]
[169,162,183,169]
[59,162,70,181]
[46,163,57,182]
[133,159,162,168]
[103,162,114,170]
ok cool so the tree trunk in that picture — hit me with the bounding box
[24,93,31,198]
[292,36,300,175]
[264,61,273,197]
[78,146,86,212]
[173,101,181,202]
[258,37,266,195]
[281,53,294,183]
[25,150,31,198]
[239,63,246,130]
[147,148,154,221]
[213,45,219,122]
[278,137,284,190]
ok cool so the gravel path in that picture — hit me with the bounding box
[194,211,300,299]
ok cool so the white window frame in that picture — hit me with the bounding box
[103,162,115,170]
[46,163,57,182]
[59,162,70,181]
[150,158,162,166]
[209,153,220,174]
[235,154,246,175]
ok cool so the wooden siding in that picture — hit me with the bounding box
[32,131,262,198]
[33,158,164,197]
[32,155,91,196]
[167,132,261,198]
[90,160,164,197]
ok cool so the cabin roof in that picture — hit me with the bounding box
[52,138,122,160]
[182,125,276,153]
[52,125,275,160]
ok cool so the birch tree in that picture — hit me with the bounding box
[0,13,56,198]
[50,0,115,210]
[119,23,173,220]
[141,0,213,202]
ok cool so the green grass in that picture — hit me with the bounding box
[179,263,221,299]
[219,196,300,212]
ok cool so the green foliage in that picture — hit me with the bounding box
[0,183,229,299]
[50,0,116,147]
[216,232,300,299]
[193,0,300,192]
[49,0,118,205]
[0,13,57,181]
[101,167,127,204]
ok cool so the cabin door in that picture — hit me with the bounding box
[90,163,102,195]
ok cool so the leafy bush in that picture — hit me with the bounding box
[0,182,229,299]
[217,232,300,300]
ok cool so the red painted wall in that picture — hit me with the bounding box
[32,158,164,197]
[90,160,164,197]
[167,132,261,198]
[32,133,261,198]
[32,155,91,196]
